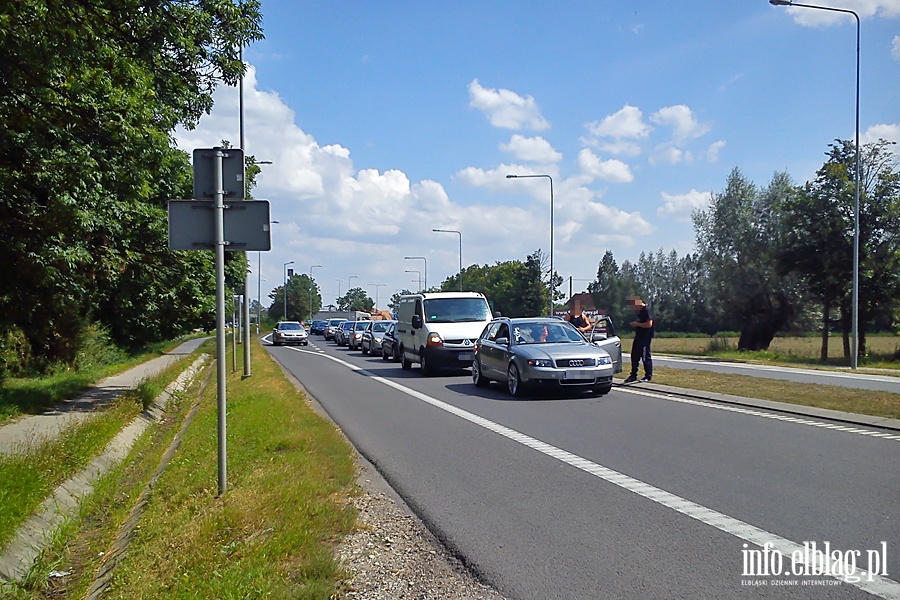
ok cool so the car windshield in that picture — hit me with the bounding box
[279,322,303,330]
[512,322,584,345]
[372,322,391,332]
[342,322,354,330]
[423,298,491,323]
[354,321,369,330]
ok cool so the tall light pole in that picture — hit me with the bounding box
[405,270,422,292]
[369,283,386,310]
[433,229,462,290]
[507,174,554,316]
[404,256,427,291]
[283,261,294,320]
[257,220,279,334]
[309,264,323,321]
[769,0,860,369]
[335,278,342,307]
[347,275,359,314]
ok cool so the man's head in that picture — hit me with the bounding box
[627,295,645,310]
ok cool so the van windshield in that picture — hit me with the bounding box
[423,298,491,323]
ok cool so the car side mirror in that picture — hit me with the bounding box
[411,315,423,329]
[495,337,509,346]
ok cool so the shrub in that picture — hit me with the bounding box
[73,323,127,371]
[0,327,31,380]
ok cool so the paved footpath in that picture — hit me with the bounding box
[0,337,208,456]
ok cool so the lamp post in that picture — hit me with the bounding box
[309,264,323,321]
[335,278,342,307]
[257,220,279,334]
[404,256,427,291]
[405,270,422,292]
[369,283,386,310]
[347,275,358,314]
[283,261,294,320]
[769,0,860,369]
[507,174,554,316]
[433,229,462,290]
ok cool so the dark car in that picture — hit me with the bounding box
[472,317,614,397]
[335,321,355,346]
[361,320,396,355]
[380,321,401,362]
[309,319,328,335]
[271,321,309,346]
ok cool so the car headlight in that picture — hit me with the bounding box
[597,355,612,365]
[374,336,383,343]
[426,332,444,347]
[527,358,553,367]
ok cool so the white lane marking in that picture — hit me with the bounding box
[618,387,900,442]
[286,346,900,598]
[630,354,900,385]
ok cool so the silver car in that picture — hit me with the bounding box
[361,320,396,355]
[272,321,309,346]
[472,317,614,397]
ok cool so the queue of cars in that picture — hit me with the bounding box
[285,292,623,399]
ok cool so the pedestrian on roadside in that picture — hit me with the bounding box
[564,305,592,334]
[624,295,654,383]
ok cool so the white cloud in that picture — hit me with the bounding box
[468,79,550,131]
[861,124,900,156]
[649,144,685,166]
[582,105,651,156]
[780,0,900,26]
[893,35,900,60]
[707,140,726,162]
[576,149,634,183]
[650,105,710,144]
[499,134,562,163]
[657,189,712,221]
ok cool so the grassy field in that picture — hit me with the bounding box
[5,336,359,599]
[649,334,900,371]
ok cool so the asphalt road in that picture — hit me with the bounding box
[266,336,900,599]
[628,353,900,394]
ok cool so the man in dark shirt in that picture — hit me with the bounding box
[624,295,654,383]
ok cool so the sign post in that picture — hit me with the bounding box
[167,146,272,496]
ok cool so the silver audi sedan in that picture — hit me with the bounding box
[472,317,614,397]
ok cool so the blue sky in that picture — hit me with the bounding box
[175,0,900,312]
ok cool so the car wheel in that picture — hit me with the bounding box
[593,383,613,396]
[420,350,434,376]
[507,363,527,397]
[361,344,369,355]
[381,346,389,361]
[273,340,280,346]
[401,347,412,370]
[393,345,401,363]
[472,359,489,387]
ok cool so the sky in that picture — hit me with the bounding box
[174,0,900,313]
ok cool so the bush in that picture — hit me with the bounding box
[705,337,732,353]
[0,327,31,380]
[73,323,127,371]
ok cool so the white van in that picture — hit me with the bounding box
[397,292,493,375]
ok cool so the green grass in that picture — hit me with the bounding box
[7,337,359,599]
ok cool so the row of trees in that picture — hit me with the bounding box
[1,1,263,376]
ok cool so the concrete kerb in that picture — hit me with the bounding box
[0,354,209,586]
[620,380,900,433]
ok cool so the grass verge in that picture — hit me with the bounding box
[7,336,358,599]
[615,367,900,420]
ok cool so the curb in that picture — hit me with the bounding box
[616,380,900,433]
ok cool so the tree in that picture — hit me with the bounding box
[338,288,374,312]
[269,274,321,322]
[779,139,900,360]
[388,290,413,319]
[0,0,264,366]
[693,168,804,350]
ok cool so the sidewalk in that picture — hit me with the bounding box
[0,337,208,456]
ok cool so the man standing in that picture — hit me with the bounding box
[624,295,654,383]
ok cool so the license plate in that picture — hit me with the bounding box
[564,369,593,379]
[458,352,474,361]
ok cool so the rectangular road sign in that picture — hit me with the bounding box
[192,148,245,200]
[167,200,272,251]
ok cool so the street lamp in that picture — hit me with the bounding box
[404,256,427,291]
[309,264,323,321]
[405,270,422,292]
[507,174,555,316]
[769,0,860,369]
[433,229,462,291]
[369,283,386,310]
[257,220,279,334]
[283,261,294,320]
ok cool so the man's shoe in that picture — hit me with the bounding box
[640,377,652,383]
[623,375,638,384]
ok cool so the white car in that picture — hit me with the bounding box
[272,321,309,346]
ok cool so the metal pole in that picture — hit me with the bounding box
[769,0,860,368]
[432,229,462,290]
[404,257,427,291]
[213,147,228,495]
[256,252,261,334]
[283,261,294,320]
[309,264,322,321]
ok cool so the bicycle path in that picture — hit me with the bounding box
[0,337,208,456]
